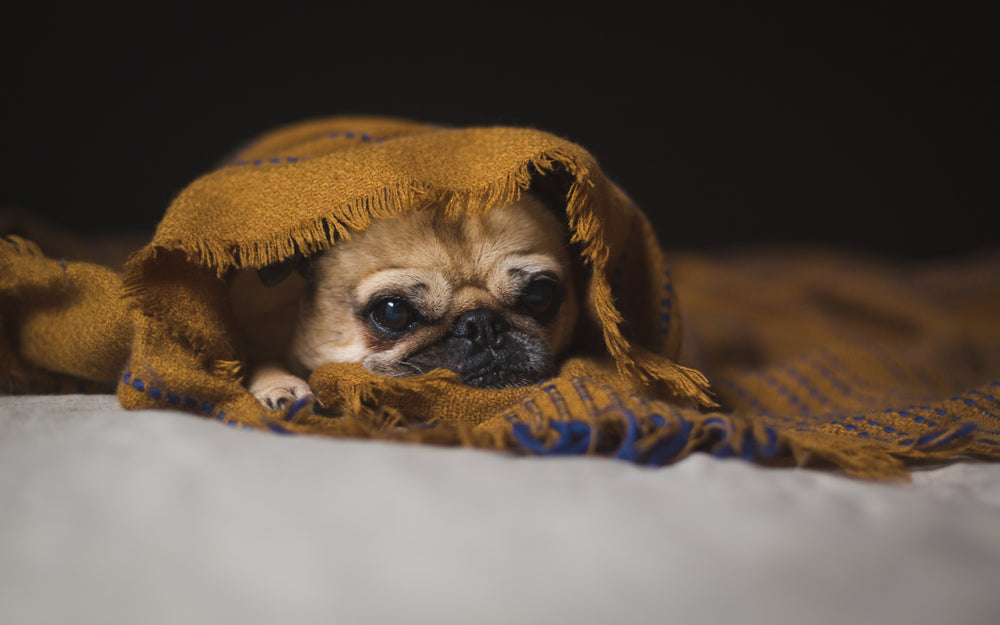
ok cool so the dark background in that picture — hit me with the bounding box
[2,6,995,258]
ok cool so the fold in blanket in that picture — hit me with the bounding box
[2,116,999,478]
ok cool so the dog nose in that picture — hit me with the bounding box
[452,309,510,348]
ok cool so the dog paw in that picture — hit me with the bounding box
[256,383,316,410]
[247,366,316,411]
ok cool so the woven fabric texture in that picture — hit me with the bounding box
[2,116,997,479]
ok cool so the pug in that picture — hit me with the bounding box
[236,192,578,410]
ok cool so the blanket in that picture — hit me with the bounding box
[2,116,998,479]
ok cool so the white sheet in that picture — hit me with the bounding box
[2,394,999,625]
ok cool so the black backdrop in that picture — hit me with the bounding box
[2,6,995,258]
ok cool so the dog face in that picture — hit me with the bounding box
[289,193,577,388]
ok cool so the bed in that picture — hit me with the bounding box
[2,393,999,625]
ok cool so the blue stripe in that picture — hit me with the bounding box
[758,426,780,459]
[284,396,315,421]
[511,422,551,454]
[266,422,291,435]
[740,430,758,460]
[549,421,593,454]
[644,418,693,465]
[916,422,977,448]
[612,405,641,461]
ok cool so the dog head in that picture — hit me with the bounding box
[288,193,577,388]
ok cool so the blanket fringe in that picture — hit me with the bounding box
[131,147,608,274]
[121,146,670,401]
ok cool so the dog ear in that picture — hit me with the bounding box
[257,253,313,286]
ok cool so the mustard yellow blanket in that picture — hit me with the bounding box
[2,116,998,479]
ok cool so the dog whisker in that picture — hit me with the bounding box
[398,360,425,376]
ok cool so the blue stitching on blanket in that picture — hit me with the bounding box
[521,397,545,424]
[121,372,252,429]
[965,390,1000,425]
[486,369,966,454]
[763,372,807,414]
[809,349,914,406]
[327,130,382,142]
[592,382,658,462]
[610,400,641,461]
[516,384,594,454]
[510,380,708,464]
[719,378,763,412]
[232,131,386,166]
[916,422,977,448]
[781,361,834,414]
[645,418,693,465]
[550,421,594,454]
[701,416,737,457]
[739,430,758,460]
[758,426,780,459]
[569,379,599,447]
[266,422,290,434]
[541,384,571,421]
[654,268,674,353]
[624,390,697,464]
[283,396,315,422]
[13,366,296,428]
[234,156,305,166]
[570,378,598,416]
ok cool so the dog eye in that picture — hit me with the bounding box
[370,297,418,333]
[520,277,559,319]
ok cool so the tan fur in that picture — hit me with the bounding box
[237,193,577,408]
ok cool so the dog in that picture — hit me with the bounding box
[233,192,578,410]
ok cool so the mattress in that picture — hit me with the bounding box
[2,393,998,625]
